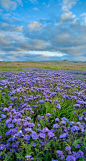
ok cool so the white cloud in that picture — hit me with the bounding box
[1,22,9,27]
[62,0,78,12]
[85,18,86,24]
[61,12,76,21]
[29,0,38,4]
[13,26,23,32]
[0,58,3,61]
[33,7,39,10]
[80,13,86,25]
[28,50,67,57]
[0,0,23,11]
[27,21,42,31]
[80,13,86,17]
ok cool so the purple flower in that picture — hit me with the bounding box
[76,150,84,159]
[0,135,2,139]
[37,124,40,127]
[33,142,36,147]
[79,116,84,121]
[57,150,63,155]
[17,130,23,137]
[65,146,71,154]
[23,121,29,127]
[75,143,80,149]
[66,155,76,161]
[52,92,56,97]
[23,134,30,141]
[1,114,6,119]
[56,104,61,109]
[71,126,80,132]
[5,118,12,124]
[32,132,38,139]
[53,124,59,129]
[39,100,44,104]
[7,124,14,128]
[25,155,33,160]
[55,118,59,122]
[60,133,68,139]
[0,144,5,151]
[74,104,80,108]
[39,133,45,139]
[57,150,64,160]
[25,128,33,132]
[3,107,9,112]
[72,152,77,158]
[28,123,35,128]
[65,146,71,151]
[48,132,55,138]
[46,113,51,117]
[42,127,49,133]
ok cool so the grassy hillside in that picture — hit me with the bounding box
[0,61,86,72]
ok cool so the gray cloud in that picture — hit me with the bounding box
[27,21,42,31]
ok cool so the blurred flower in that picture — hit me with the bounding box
[0,144,5,151]
[23,134,30,141]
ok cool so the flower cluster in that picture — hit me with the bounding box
[0,69,86,161]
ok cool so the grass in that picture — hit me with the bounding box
[0,61,86,72]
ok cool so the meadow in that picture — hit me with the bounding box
[0,61,86,161]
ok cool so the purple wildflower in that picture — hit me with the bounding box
[23,134,30,141]
[76,150,84,159]
[56,104,61,109]
[39,133,45,139]
[71,126,80,132]
[60,133,68,139]
[53,124,59,129]
[33,142,36,147]
[0,144,5,151]
[1,114,6,119]
[46,113,51,117]
[32,132,38,139]
[48,132,55,138]
[66,155,76,161]
[55,118,59,122]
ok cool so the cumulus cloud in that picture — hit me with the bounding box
[27,21,42,31]
[0,0,23,11]
[0,4,86,62]
[62,0,78,12]
[0,22,23,33]
[61,12,76,21]
[31,39,51,50]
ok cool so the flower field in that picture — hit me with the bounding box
[0,68,86,161]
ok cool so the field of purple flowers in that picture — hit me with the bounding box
[0,68,86,161]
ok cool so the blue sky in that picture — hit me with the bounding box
[0,0,86,61]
